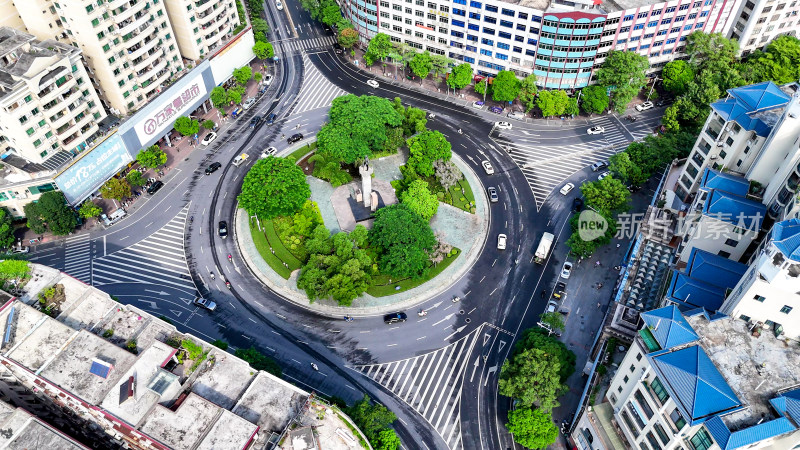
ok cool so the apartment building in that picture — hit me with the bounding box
[341,0,739,89]
[0,263,365,449]
[0,27,106,170]
[164,0,240,61]
[727,0,800,55]
[606,305,800,450]
[0,399,86,449]
[0,0,23,30]
[720,217,800,339]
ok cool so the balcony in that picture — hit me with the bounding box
[787,173,799,192]
[706,126,720,141]
[133,48,164,73]
[62,132,79,146]
[122,20,152,42]
[128,35,159,60]
[118,11,151,36]
[137,58,167,82]
[114,0,148,22]
[143,68,170,96]
[195,0,214,14]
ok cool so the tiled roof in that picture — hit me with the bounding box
[667,271,731,312]
[771,218,800,262]
[684,249,747,290]
[703,189,766,230]
[650,345,741,425]
[699,169,750,197]
[641,305,698,349]
[711,82,791,137]
[705,416,795,450]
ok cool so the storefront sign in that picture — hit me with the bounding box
[55,134,132,204]
[133,72,207,142]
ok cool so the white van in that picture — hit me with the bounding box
[507,111,526,120]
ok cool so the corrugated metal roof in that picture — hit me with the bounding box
[699,169,750,197]
[711,82,791,137]
[667,271,729,312]
[703,189,767,230]
[772,218,800,262]
[641,305,698,349]
[685,249,747,289]
[706,415,796,450]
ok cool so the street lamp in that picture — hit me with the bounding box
[646,76,661,102]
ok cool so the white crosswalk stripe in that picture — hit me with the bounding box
[92,206,196,295]
[63,234,92,283]
[291,52,347,115]
[277,35,336,55]
[353,326,485,450]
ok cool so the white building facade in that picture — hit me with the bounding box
[727,0,800,55]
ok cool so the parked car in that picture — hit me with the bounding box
[147,181,164,195]
[572,197,584,211]
[487,186,499,203]
[495,121,512,130]
[560,183,574,195]
[590,161,608,172]
[635,101,654,111]
[497,233,507,250]
[266,113,277,124]
[201,132,217,145]
[555,282,566,293]
[333,43,343,54]
[383,312,407,324]
[218,221,228,239]
[472,100,485,108]
[287,133,304,144]
[242,97,256,110]
[507,111,526,120]
[598,171,611,181]
[205,162,222,175]
[263,74,273,86]
[366,79,379,88]
[193,297,217,311]
[587,126,605,135]
[482,160,495,175]
[261,147,278,158]
[546,300,559,313]
[488,106,503,114]
[276,0,283,9]
[249,115,262,128]
[560,261,573,279]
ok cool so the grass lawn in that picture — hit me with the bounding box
[263,220,304,270]
[444,179,475,213]
[287,141,317,162]
[366,248,461,297]
[249,220,292,279]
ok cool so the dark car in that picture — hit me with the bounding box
[333,43,343,54]
[249,115,262,128]
[572,197,584,211]
[383,312,408,324]
[147,181,164,195]
[556,282,566,293]
[218,221,228,239]
[266,113,277,125]
[488,106,503,114]
[287,133,303,144]
[193,297,217,311]
[205,162,222,175]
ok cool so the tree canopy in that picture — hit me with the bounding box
[505,408,559,450]
[126,170,145,187]
[407,130,452,177]
[316,95,404,164]
[400,180,439,221]
[234,347,281,376]
[519,74,538,112]
[513,328,576,382]
[0,208,14,249]
[338,27,359,49]
[210,87,226,108]
[595,51,649,113]
[238,157,311,219]
[369,204,437,279]
[253,41,274,60]
[346,396,398,445]
[365,33,392,65]
[662,60,694,95]
[580,85,609,115]
[409,51,433,80]
[474,78,488,96]
[233,66,252,85]
[536,90,569,117]
[173,116,199,137]
[100,177,132,201]
[580,176,631,215]
[23,191,76,236]
[447,63,473,90]
[136,145,167,169]
[78,201,102,219]
[499,347,566,411]
[492,70,521,102]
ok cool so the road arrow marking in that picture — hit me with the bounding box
[170,310,183,318]
[498,340,507,353]
[139,300,158,309]
[429,301,443,309]
[484,333,491,346]
[484,365,498,386]
[470,357,481,382]
[145,289,169,296]
[432,313,454,327]
[444,325,467,340]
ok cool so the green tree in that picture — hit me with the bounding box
[254,72,262,84]
[23,191,76,236]
[202,119,216,130]
[247,0,263,15]
[339,27,359,49]
[233,66,252,85]
[0,260,29,282]
[253,41,274,60]
[78,201,102,219]
[126,169,145,187]
[492,70,521,102]
[375,429,401,450]
[234,347,281,376]
[430,53,452,79]
[238,157,311,219]
[566,210,617,258]
[210,86,227,107]
[680,71,721,124]
[226,86,245,105]
[400,180,438,221]
[499,347,566,411]
[0,208,14,249]
[513,328,576,382]
[211,339,229,350]
[662,60,695,95]
[595,51,649,113]
[685,31,739,75]
[365,33,392,65]
[136,145,167,169]
[474,78,488,96]
[319,0,342,25]
[580,85,609,115]
[251,17,269,36]
[608,152,646,186]
[346,396,397,443]
[536,90,569,117]
[565,97,579,117]
[173,116,199,137]
[316,94,404,164]
[447,63,473,90]
[100,177,132,201]
[369,204,437,279]
[309,153,352,187]
[580,176,631,214]
[407,130,452,177]
[662,103,681,132]
[409,51,433,81]
[305,224,334,254]
[519,74,538,112]
[402,106,427,136]
[506,408,559,450]
[539,311,565,332]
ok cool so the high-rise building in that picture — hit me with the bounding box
[340,0,739,89]
[727,0,800,55]
[163,0,241,61]
[0,27,106,168]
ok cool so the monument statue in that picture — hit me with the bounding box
[358,158,373,208]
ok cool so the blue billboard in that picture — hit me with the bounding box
[54,133,132,205]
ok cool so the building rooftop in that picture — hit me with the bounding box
[667,271,732,312]
[771,218,800,262]
[191,351,255,410]
[699,169,750,197]
[232,372,308,434]
[140,393,229,450]
[702,189,766,231]
[712,82,791,137]
[615,237,673,310]
[0,401,85,449]
[684,248,748,285]
[196,410,259,450]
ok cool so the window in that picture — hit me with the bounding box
[690,428,713,450]
[630,364,636,372]
[467,34,478,41]
[695,22,704,28]
[648,21,658,27]
[451,30,464,37]
[621,410,639,436]
[501,8,514,16]
[483,27,495,34]
[650,377,670,403]
[485,4,497,12]
[739,314,751,322]
[665,6,676,12]
[624,375,630,383]
[480,49,492,56]
[26,127,35,136]
[634,390,654,419]
[469,11,480,19]
[469,0,481,6]
[634,24,644,30]
[781,305,793,314]
[754,295,766,302]
[452,19,465,27]
[466,44,477,51]
[700,10,709,17]
[498,42,509,49]
[85,4,94,12]
[453,8,465,15]
[718,250,731,258]
[623,14,633,21]
[620,26,630,32]
[496,53,508,60]
[679,4,689,10]
[666,38,676,44]
[482,38,494,45]
[468,23,479,30]
[33,139,42,148]
[617,385,623,393]
[513,46,521,53]
[637,12,648,18]
[484,16,496,23]
[724,238,738,247]
[518,12,527,19]
[500,19,512,28]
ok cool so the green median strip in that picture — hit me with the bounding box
[249,220,292,279]
[366,248,460,297]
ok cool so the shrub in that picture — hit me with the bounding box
[102,329,114,338]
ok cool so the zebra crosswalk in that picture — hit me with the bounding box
[276,35,337,56]
[63,234,92,284]
[92,206,196,295]
[354,326,485,450]
[291,52,347,115]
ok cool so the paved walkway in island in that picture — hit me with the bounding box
[234,152,489,317]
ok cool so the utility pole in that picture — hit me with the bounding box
[647,76,661,101]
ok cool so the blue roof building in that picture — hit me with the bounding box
[711,82,791,138]
[771,218,800,262]
[702,190,767,231]
[699,169,751,197]
[667,249,748,313]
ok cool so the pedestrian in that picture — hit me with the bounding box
[616,243,621,248]
[597,302,601,308]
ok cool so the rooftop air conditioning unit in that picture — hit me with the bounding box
[709,155,718,159]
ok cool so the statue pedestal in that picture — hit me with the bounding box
[359,162,374,208]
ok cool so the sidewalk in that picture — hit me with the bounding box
[233,153,490,317]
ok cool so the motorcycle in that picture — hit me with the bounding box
[344,315,354,322]
[311,363,319,371]
[418,310,427,317]
[225,281,231,289]
[209,272,215,280]
[428,113,436,119]
[452,295,460,303]
[457,128,463,134]
[228,254,233,263]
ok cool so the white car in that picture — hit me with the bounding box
[472,100,485,109]
[263,74,273,86]
[495,121,512,130]
[635,101,654,111]
[482,160,495,175]
[598,171,611,181]
[276,0,283,9]
[560,262,573,279]
[546,300,559,313]
[201,132,217,145]
[587,126,605,135]
[261,146,278,158]
[242,97,256,110]
[366,79,379,88]
[560,183,574,195]
[497,234,507,250]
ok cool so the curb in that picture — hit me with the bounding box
[233,153,489,317]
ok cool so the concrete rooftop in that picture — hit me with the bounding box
[0,401,84,449]
[232,372,308,434]
[140,393,232,450]
[191,351,255,410]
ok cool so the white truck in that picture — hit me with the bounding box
[232,153,249,167]
[534,232,554,264]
